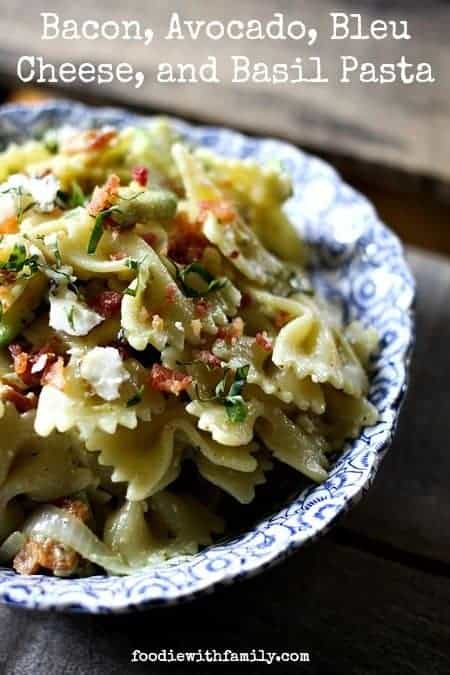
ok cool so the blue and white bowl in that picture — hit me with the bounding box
[0,102,414,612]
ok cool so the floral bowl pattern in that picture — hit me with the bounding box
[0,102,414,613]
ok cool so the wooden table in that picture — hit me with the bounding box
[0,2,449,672]
[0,247,449,675]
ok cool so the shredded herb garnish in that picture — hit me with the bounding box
[201,364,250,423]
[222,364,250,423]
[69,181,86,208]
[123,259,140,297]
[174,261,227,298]
[87,206,122,255]
[66,305,76,330]
[126,385,145,407]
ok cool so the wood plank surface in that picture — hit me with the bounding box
[0,537,449,675]
[0,0,448,190]
[343,247,450,563]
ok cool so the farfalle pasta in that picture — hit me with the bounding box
[0,121,378,577]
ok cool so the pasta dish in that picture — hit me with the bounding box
[0,121,378,576]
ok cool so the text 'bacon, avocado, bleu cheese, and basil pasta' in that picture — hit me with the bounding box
[0,121,378,577]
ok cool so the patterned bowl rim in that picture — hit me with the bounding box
[0,101,415,613]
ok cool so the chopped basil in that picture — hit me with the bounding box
[87,206,122,255]
[0,186,35,223]
[69,181,86,208]
[174,261,227,298]
[224,396,247,423]
[0,244,41,277]
[125,258,139,271]
[66,305,76,330]
[214,364,250,423]
[126,385,144,407]
[124,284,138,298]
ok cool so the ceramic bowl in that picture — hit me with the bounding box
[0,102,414,612]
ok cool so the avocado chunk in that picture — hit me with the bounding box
[0,272,48,347]
[113,187,178,227]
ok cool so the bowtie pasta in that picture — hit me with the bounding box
[0,121,378,577]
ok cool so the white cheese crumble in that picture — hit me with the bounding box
[0,173,60,216]
[49,287,103,336]
[80,347,129,401]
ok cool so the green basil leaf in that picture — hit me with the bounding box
[225,396,247,423]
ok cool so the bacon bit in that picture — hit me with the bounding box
[239,292,252,310]
[8,342,59,388]
[191,319,202,338]
[151,314,164,331]
[149,363,192,396]
[217,317,245,344]
[165,284,177,305]
[2,386,37,412]
[52,498,90,523]
[13,538,78,576]
[168,217,209,265]
[62,128,118,155]
[229,250,240,260]
[89,290,122,319]
[41,357,65,390]
[255,331,273,353]
[87,174,120,217]
[0,216,18,234]
[274,311,291,329]
[195,298,210,318]
[197,350,222,369]
[13,499,89,576]
[198,200,237,224]
[132,165,149,187]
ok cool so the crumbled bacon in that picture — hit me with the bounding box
[197,350,222,369]
[1,386,37,412]
[8,342,59,388]
[13,499,89,576]
[89,290,122,319]
[255,331,273,353]
[195,298,210,318]
[41,357,65,390]
[13,538,79,576]
[198,200,237,224]
[87,174,120,217]
[168,217,209,265]
[217,317,244,344]
[132,165,149,187]
[165,284,177,305]
[52,498,90,523]
[149,363,192,396]
[274,311,291,329]
[229,250,240,260]
[62,128,118,155]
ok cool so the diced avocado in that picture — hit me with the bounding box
[0,272,48,347]
[113,188,177,227]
